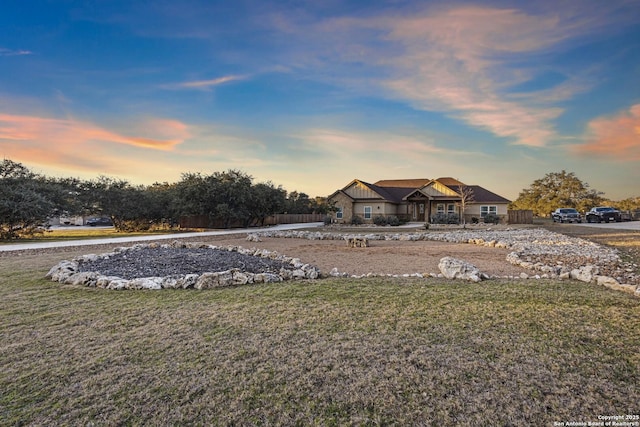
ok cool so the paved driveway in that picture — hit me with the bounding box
[0,223,324,252]
[573,221,640,231]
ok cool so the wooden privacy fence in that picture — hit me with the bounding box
[179,213,325,229]
[508,210,533,224]
[262,213,325,226]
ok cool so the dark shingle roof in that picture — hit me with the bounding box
[373,179,431,188]
[360,181,414,203]
[463,185,511,203]
[337,178,510,204]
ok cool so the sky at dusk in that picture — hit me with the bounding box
[1,0,639,200]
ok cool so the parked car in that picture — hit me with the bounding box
[86,217,113,226]
[585,207,622,223]
[552,208,582,223]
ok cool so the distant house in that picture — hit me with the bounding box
[327,177,511,224]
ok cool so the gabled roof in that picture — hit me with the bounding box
[433,177,465,187]
[330,178,510,204]
[373,178,431,188]
[464,185,511,203]
[359,181,414,203]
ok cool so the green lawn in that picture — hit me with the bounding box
[1,250,639,425]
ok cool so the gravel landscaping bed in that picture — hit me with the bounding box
[76,246,292,279]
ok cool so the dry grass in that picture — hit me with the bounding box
[1,246,639,425]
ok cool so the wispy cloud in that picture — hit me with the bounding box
[0,114,188,150]
[572,104,640,161]
[163,74,246,90]
[270,3,623,147]
[362,6,594,147]
[0,48,32,56]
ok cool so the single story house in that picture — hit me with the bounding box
[327,177,511,224]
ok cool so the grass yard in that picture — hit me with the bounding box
[0,227,195,245]
[1,248,639,425]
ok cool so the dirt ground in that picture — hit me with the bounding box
[5,223,639,279]
[191,234,534,277]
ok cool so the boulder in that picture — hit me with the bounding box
[128,277,163,290]
[570,265,599,283]
[45,260,78,282]
[438,257,482,282]
[64,271,100,287]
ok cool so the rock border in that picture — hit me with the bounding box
[46,240,321,290]
[249,229,640,297]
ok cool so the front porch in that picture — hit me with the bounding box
[405,195,461,224]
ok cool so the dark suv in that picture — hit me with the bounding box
[552,208,582,223]
[585,207,621,223]
[86,217,113,226]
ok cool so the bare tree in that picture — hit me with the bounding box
[456,185,475,228]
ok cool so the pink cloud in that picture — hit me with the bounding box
[282,5,601,148]
[573,104,640,160]
[0,113,187,150]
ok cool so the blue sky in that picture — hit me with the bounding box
[1,0,639,200]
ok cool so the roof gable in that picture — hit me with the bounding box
[373,178,431,188]
[331,178,510,204]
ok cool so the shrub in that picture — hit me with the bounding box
[431,213,460,224]
[323,216,333,225]
[373,215,402,226]
[373,215,388,226]
[483,213,500,224]
[387,215,401,226]
[351,216,364,225]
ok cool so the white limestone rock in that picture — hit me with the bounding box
[570,265,599,283]
[438,257,482,282]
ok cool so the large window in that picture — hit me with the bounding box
[336,207,343,219]
[447,204,455,214]
[436,204,445,214]
[480,206,497,217]
[364,206,372,219]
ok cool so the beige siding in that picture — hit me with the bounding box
[344,181,384,200]
[422,182,458,196]
[466,203,509,216]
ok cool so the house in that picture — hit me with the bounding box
[327,177,511,224]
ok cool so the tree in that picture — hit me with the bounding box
[510,171,604,217]
[285,191,313,214]
[456,185,475,228]
[0,160,55,239]
[248,182,286,226]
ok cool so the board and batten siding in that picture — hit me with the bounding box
[344,182,384,200]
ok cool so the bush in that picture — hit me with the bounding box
[351,216,364,225]
[387,215,401,226]
[373,215,402,226]
[483,213,500,224]
[373,215,388,226]
[431,213,460,224]
[323,216,333,225]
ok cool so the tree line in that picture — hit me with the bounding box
[509,170,640,217]
[0,159,330,239]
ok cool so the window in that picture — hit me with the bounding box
[419,203,425,214]
[447,204,455,214]
[364,206,372,219]
[480,206,497,217]
[336,207,343,219]
[437,204,445,214]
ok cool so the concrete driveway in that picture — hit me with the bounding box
[572,221,640,231]
[0,222,324,252]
